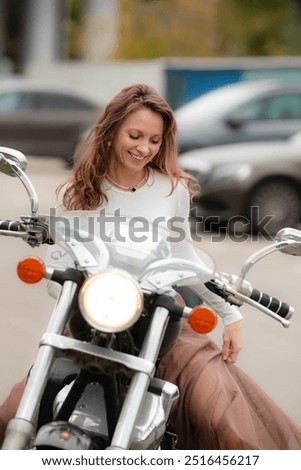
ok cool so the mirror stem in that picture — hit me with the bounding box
[234,239,299,290]
[10,162,39,217]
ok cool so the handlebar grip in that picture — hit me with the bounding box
[0,219,23,231]
[250,288,294,320]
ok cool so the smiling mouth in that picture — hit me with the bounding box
[129,151,148,161]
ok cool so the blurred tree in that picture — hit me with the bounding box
[64,0,84,59]
[217,0,301,56]
[2,0,301,71]
[3,0,70,71]
[284,0,301,53]
[116,0,221,58]
[295,0,301,12]
[115,0,301,59]
[4,0,27,72]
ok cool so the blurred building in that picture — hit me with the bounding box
[0,0,301,108]
[0,0,119,72]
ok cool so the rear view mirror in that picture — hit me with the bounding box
[0,146,38,216]
[0,147,27,176]
[225,110,248,130]
[275,227,301,256]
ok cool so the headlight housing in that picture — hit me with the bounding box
[79,271,143,332]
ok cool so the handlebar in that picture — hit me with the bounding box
[0,217,54,246]
[0,216,296,327]
[0,219,24,231]
[206,277,294,327]
[249,288,293,320]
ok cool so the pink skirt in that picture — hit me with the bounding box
[156,322,301,450]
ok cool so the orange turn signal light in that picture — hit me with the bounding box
[188,305,218,334]
[17,256,46,284]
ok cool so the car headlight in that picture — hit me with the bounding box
[79,272,143,332]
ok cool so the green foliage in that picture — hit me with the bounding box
[65,0,84,59]
[7,0,300,66]
[115,0,301,59]
[116,0,220,59]
[217,0,299,55]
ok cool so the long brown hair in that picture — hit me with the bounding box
[58,83,198,210]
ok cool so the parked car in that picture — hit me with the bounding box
[175,79,301,154]
[0,79,103,166]
[180,132,301,236]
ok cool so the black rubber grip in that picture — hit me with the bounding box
[0,219,22,231]
[250,288,293,319]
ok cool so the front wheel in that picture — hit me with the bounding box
[249,180,301,235]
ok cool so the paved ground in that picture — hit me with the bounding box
[0,156,300,428]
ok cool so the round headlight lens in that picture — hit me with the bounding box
[79,272,143,332]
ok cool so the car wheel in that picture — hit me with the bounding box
[249,180,301,236]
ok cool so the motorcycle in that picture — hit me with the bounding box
[0,146,300,451]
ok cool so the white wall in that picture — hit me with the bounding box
[25,59,166,105]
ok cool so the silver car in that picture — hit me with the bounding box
[176,79,301,154]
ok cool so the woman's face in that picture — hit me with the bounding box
[112,107,164,172]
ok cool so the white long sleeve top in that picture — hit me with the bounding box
[48,169,242,325]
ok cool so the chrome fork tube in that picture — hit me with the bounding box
[2,281,77,450]
[107,306,170,450]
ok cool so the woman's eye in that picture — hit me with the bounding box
[128,134,161,145]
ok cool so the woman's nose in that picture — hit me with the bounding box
[137,141,150,155]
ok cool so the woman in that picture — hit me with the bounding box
[1,84,301,449]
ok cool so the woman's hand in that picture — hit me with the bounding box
[222,320,242,363]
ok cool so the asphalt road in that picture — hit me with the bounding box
[0,156,301,429]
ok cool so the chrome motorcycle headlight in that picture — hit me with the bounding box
[79,272,143,332]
